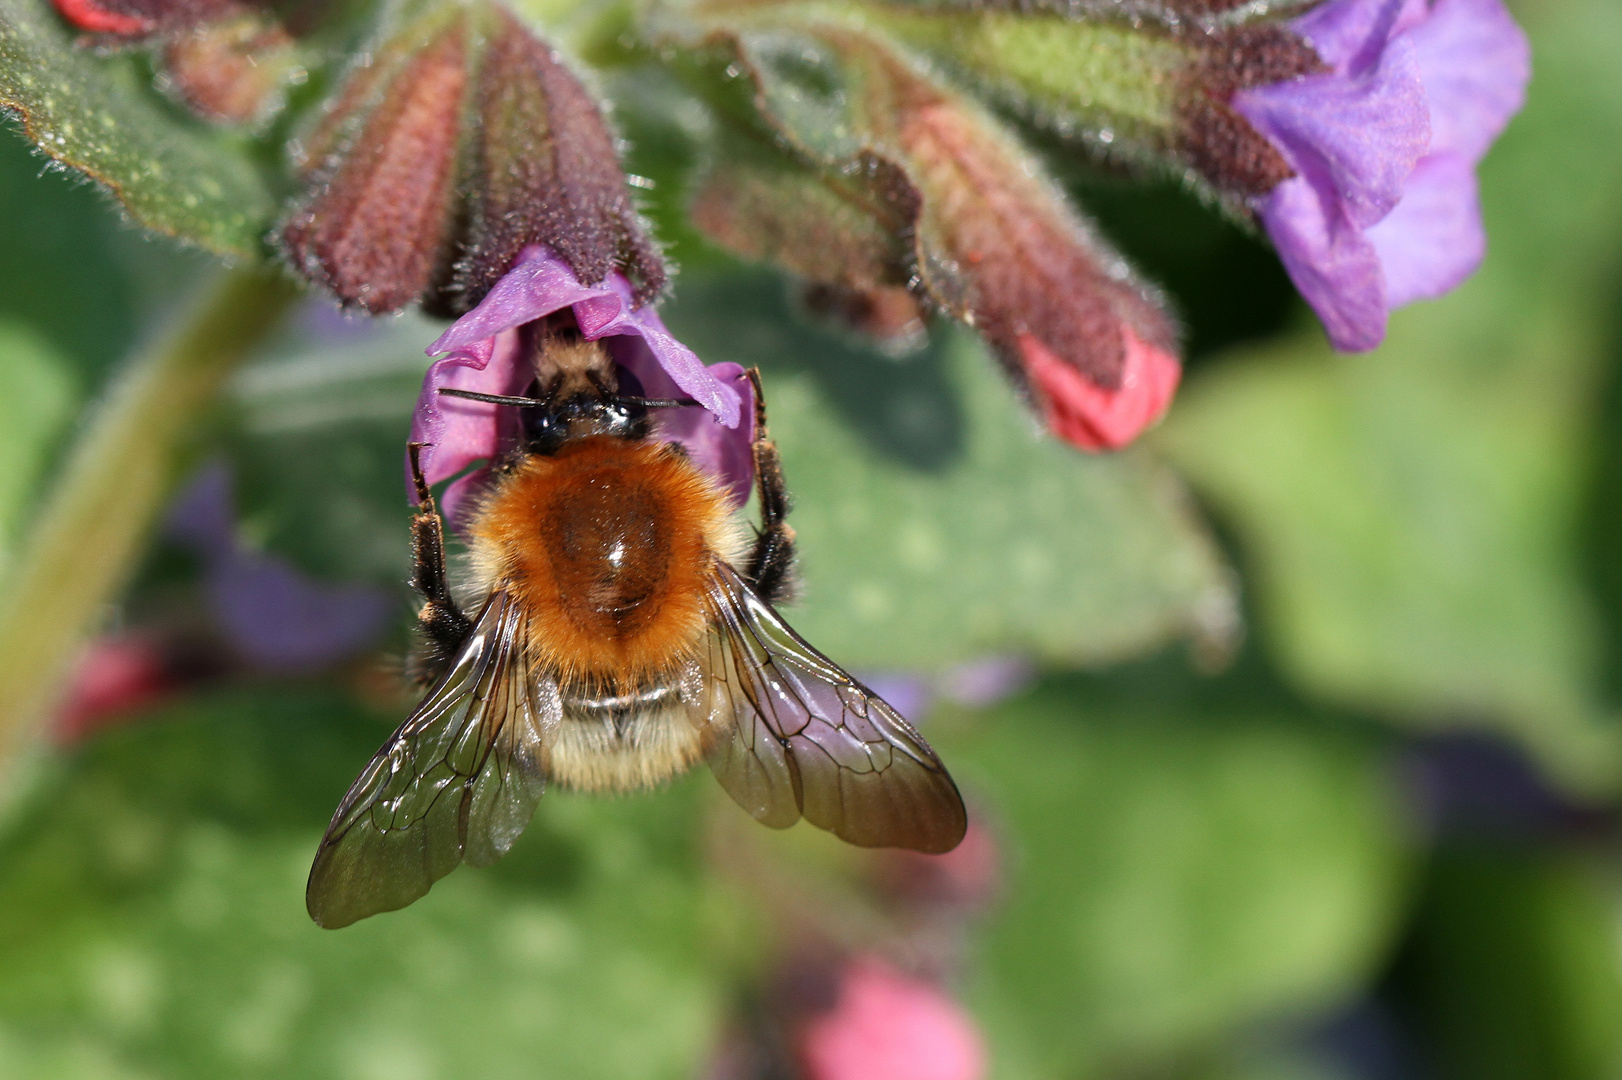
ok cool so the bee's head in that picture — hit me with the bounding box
[435,325,700,456]
[520,368,648,453]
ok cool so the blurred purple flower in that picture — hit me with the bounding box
[1406,732,1609,842]
[860,674,933,727]
[940,655,1036,708]
[411,245,754,525]
[862,656,1034,730]
[1235,0,1529,351]
[169,465,392,672]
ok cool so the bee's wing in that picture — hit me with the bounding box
[306,590,558,928]
[698,561,967,853]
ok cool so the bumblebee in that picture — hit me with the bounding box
[307,326,967,927]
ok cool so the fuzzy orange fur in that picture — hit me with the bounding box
[465,437,742,685]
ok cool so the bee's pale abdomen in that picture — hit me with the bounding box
[548,677,713,791]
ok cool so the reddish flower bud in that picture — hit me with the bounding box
[796,958,985,1080]
[802,282,929,352]
[281,7,470,314]
[1020,327,1181,451]
[684,26,1181,450]
[52,0,241,38]
[51,0,302,125]
[691,134,922,351]
[888,77,1179,434]
[455,4,665,307]
[160,15,299,125]
[53,635,183,743]
[280,0,665,316]
[53,0,158,36]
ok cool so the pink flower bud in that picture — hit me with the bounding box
[797,958,986,1080]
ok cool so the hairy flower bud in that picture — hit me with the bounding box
[160,15,299,124]
[677,19,1180,450]
[797,958,986,1080]
[866,6,1319,207]
[691,130,926,351]
[281,6,469,314]
[280,0,665,316]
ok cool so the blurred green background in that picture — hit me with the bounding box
[3,0,1622,1076]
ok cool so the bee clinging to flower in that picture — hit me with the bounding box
[306,247,966,929]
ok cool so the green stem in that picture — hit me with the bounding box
[0,265,300,778]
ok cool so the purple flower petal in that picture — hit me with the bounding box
[168,465,392,672]
[1260,174,1389,351]
[939,655,1036,708]
[1234,0,1527,351]
[618,347,757,509]
[207,552,392,672]
[1407,0,1530,162]
[410,328,528,519]
[1291,0,1424,72]
[424,245,742,427]
[861,673,933,726]
[580,270,744,428]
[1365,150,1484,306]
[410,245,754,522]
[1236,32,1429,229]
[167,462,235,551]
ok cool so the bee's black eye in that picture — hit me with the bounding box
[522,407,566,453]
[519,379,568,453]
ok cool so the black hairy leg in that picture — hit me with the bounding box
[406,443,473,686]
[741,368,798,606]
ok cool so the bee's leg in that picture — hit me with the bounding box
[741,369,798,605]
[407,443,473,685]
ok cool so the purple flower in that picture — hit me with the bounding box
[1235,0,1529,351]
[411,245,756,525]
[169,465,392,671]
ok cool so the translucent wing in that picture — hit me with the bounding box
[698,561,967,853]
[306,591,557,928]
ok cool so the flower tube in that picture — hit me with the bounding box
[410,245,755,525]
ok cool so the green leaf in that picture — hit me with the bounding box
[0,318,75,574]
[0,126,139,374]
[1158,322,1620,790]
[0,686,728,1079]
[0,0,279,257]
[868,7,1186,145]
[1393,849,1622,1080]
[1154,0,1622,793]
[934,678,1409,1077]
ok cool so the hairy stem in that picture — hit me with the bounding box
[0,265,300,778]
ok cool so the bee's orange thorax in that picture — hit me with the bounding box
[466,437,737,683]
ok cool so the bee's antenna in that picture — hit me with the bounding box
[438,388,698,409]
[437,388,547,407]
[610,396,701,409]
